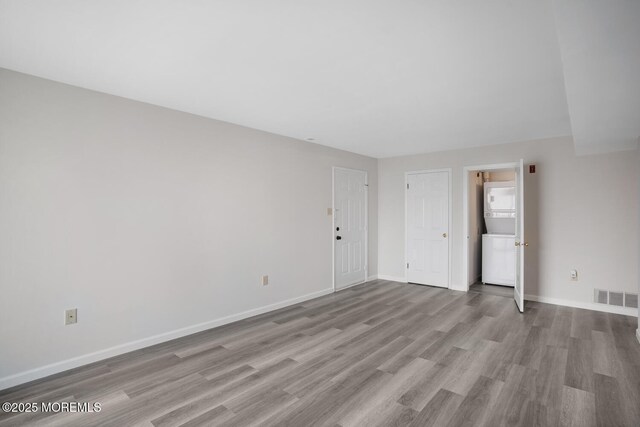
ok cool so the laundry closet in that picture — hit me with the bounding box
[468,170,517,290]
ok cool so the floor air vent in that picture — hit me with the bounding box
[609,292,624,306]
[625,293,638,309]
[594,289,638,309]
[594,289,608,304]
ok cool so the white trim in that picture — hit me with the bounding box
[332,167,336,292]
[449,283,468,292]
[636,328,640,345]
[335,279,367,291]
[524,294,638,316]
[364,172,369,287]
[0,287,334,391]
[404,173,408,283]
[332,166,368,292]
[367,275,378,281]
[462,162,519,293]
[377,274,408,283]
[515,159,525,313]
[404,168,452,289]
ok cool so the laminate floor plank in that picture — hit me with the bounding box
[560,385,596,427]
[534,345,568,406]
[1,280,637,427]
[593,373,634,427]
[570,308,596,341]
[397,362,452,411]
[564,337,594,393]
[445,375,504,427]
[547,306,574,349]
[591,330,621,378]
[440,340,501,396]
[177,405,234,427]
[407,388,463,427]
[378,329,444,374]
[338,357,433,426]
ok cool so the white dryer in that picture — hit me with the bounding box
[484,181,516,234]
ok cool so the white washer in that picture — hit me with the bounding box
[482,234,516,287]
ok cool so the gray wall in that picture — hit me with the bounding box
[378,137,638,309]
[0,69,378,388]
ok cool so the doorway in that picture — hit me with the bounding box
[405,169,451,288]
[463,161,526,312]
[333,167,368,290]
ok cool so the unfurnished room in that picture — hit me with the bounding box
[0,1,639,426]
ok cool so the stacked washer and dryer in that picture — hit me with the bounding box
[482,181,516,286]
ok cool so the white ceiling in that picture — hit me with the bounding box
[0,1,637,158]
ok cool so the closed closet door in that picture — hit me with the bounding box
[406,171,449,287]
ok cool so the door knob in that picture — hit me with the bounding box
[523,242,529,247]
[515,242,529,247]
[442,233,447,238]
[336,236,342,240]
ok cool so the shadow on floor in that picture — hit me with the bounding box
[468,282,513,298]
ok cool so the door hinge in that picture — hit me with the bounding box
[406,263,409,269]
[407,183,409,190]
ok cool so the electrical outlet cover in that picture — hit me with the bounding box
[65,308,77,325]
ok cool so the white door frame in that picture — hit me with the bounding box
[462,162,519,292]
[332,166,368,292]
[404,168,452,288]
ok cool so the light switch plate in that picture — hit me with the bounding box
[261,275,269,286]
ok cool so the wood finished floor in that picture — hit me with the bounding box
[468,282,514,298]
[1,280,639,427]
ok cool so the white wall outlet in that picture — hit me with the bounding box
[65,308,77,325]
[570,270,578,281]
[261,275,269,286]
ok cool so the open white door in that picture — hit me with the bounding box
[333,168,367,290]
[406,171,450,288]
[514,159,525,312]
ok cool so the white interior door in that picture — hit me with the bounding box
[514,159,525,312]
[406,171,449,287]
[334,168,367,290]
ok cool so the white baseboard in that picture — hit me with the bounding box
[524,294,638,316]
[335,280,368,291]
[377,274,407,282]
[366,275,378,281]
[377,276,465,291]
[0,287,334,391]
